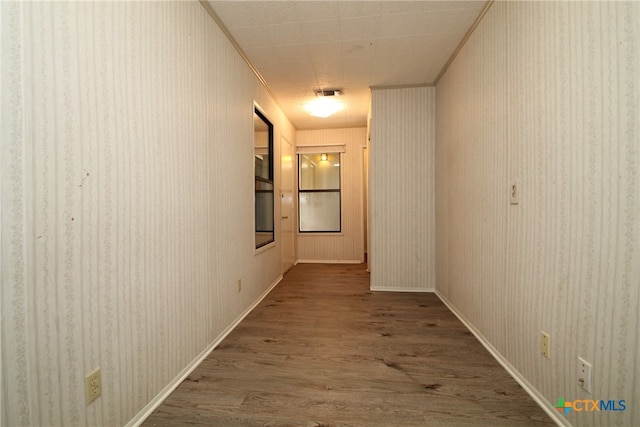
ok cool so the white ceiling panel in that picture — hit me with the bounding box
[339,16,381,40]
[342,40,377,58]
[208,0,487,130]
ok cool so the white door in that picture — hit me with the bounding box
[281,137,295,273]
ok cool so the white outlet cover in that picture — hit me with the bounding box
[578,357,592,393]
[510,180,519,204]
[540,331,550,358]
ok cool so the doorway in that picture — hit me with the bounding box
[281,137,295,273]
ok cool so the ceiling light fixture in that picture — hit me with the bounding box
[305,89,344,118]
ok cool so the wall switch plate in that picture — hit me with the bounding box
[540,331,550,358]
[85,368,102,405]
[510,180,519,204]
[578,357,592,393]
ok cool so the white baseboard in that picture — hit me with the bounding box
[126,275,283,427]
[296,259,362,264]
[434,291,567,427]
[370,286,434,292]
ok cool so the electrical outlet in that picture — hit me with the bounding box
[540,331,550,358]
[578,357,592,393]
[510,180,520,204]
[84,368,102,405]
[237,278,242,293]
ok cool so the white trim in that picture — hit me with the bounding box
[361,145,368,270]
[370,287,434,293]
[255,240,276,255]
[370,83,435,90]
[297,232,344,237]
[433,1,494,86]
[296,259,362,264]
[199,1,277,102]
[297,144,346,154]
[280,135,296,275]
[126,275,283,427]
[253,101,276,254]
[252,100,270,124]
[434,291,567,427]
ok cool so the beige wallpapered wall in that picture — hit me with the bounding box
[370,87,436,291]
[436,2,639,425]
[2,1,638,426]
[1,2,294,425]
[296,128,367,263]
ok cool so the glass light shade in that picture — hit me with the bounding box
[305,96,343,118]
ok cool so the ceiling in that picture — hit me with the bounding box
[207,1,488,130]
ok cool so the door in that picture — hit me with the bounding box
[281,137,295,273]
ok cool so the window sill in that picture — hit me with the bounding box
[297,232,344,237]
[255,241,276,255]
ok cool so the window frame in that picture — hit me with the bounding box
[254,106,275,249]
[297,152,342,233]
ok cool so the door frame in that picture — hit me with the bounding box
[280,136,295,273]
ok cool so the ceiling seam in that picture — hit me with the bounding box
[370,83,435,91]
[433,0,494,87]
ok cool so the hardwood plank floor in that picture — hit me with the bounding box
[143,263,554,426]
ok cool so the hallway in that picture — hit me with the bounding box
[144,264,553,426]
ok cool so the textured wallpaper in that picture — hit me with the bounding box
[370,87,436,291]
[436,2,639,426]
[1,2,294,426]
[296,128,367,263]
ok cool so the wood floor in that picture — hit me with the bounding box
[143,263,554,426]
